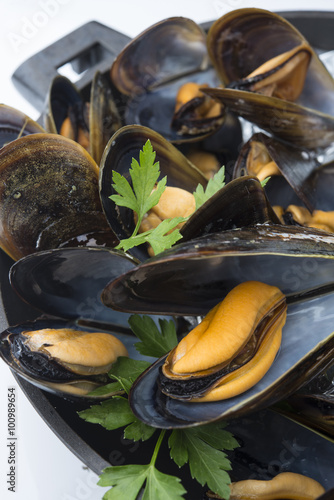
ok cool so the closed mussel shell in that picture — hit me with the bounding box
[102,224,334,316]
[0,133,111,261]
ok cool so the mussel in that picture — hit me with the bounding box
[206,472,325,500]
[44,72,122,164]
[3,246,172,398]
[96,223,334,427]
[0,318,131,398]
[159,281,287,402]
[0,133,117,261]
[109,17,231,143]
[232,132,319,212]
[204,8,334,150]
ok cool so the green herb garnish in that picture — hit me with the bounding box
[193,166,225,210]
[260,176,271,188]
[110,139,186,254]
[109,139,227,255]
[79,316,239,499]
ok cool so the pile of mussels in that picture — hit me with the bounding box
[1,7,334,495]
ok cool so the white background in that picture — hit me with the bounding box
[0,1,333,499]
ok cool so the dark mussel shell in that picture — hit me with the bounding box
[225,409,334,488]
[204,8,334,150]
[180,175,280,242]
[202,87,334,151]
[117,223,334,427]
[110,17,209,97]
[233,132,320,212]
[0,317,147,399]
[89,71,122,165]
[99,124,207,261]
[0,133,116,261]
[0,104,45,148]
[128,288,334,428]
[44,73,122,164]
[9,246,138,327]
[102,224,334,316]
[44,75,83,135]
[274,364,334,441]
[110,17,227,143]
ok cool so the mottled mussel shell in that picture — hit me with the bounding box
[0,133,116,261]
[0,104,45,147]
[204,8,334,150]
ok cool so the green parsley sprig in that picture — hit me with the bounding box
[79,315,239,499]
[109,139,226,255]
[109,139,185,254]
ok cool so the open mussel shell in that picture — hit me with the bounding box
[44,74,122,163]
[111,17,209,97]
[0,317,146,400]
[128,289,334,428]
[110,17,227,143]
[203,87,334,151]
[233,132,320,212]
[9,246,138,327]
[180,175,280,241]
[99,124,207,261]
[0,133,116,261]
[44,75,83,135]
[206,8,317,91]
[0,104,45,147]
[204,8,334,150]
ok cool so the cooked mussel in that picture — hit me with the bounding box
[159,281,286,402]
[110,17,228,143]
[0,133,117,261]
[206,472,325,500]
[204,9,334,150]
[0,318,132,398]
[44,73,122,163]
[105,224,334,427]
[233,132,320,211]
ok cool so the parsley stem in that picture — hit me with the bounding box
[132,217,142,238]
[150,430,166,467]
